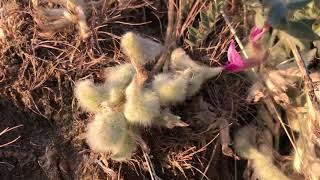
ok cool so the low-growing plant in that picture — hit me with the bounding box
[75,31,227,161]
[185,0,223,47]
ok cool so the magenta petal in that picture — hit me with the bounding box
[225,40,245,72]
[224,64,243,72]
[250,26,265,43]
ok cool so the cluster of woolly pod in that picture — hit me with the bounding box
[74,32,222,161]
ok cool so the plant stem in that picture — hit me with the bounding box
[152,0,176,74]
[220,10,248,59]
[286,37,320,123]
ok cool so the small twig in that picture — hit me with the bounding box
[0,125,23,136]
[118,163,122,180]
[219,120,239,160]
[96,158,117,178]
[241,0,249,35]
[230,0,237,12]
[176,0,183,38]
[220,10,248,59]
[152,0,176,74]
[143,151,162,180]
[179,0,201,36]
[0,136,21,148]
[0,161,15,168]
[0,125,23,148]
[263,97,301,159]
[136,134,160,180]
[286,37,320,123]
[200,142,218,180]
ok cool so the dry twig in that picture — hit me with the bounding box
[286,37,320,123]
[152,0,176,74]
[0,125,23,148]
[219,119,239,160]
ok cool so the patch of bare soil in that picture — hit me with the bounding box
[0,95,51,179]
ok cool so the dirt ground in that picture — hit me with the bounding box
[0,0,251,179]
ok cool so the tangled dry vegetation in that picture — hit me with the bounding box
[2,0,320,179]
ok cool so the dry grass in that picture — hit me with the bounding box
[0,0,252,179]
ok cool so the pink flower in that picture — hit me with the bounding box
[224,40,245,72]
[249,26,266,43]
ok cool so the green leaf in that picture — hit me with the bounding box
[296,19,316,27]
[185,39,197,47]
[267,2,288,29]
[187,26,198,37]
[211,2,216,15]
[286,0,311,9]
[214,0,223,11]
[285,21,320,40]
[200,11,210,29]
[187,32,198,45]
[188,33,198,42]
[208,11,215,23]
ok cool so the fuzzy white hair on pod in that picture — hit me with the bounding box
[234,124,257,159]
[250,150,289,180]
[182,67,222,97]
[170,48,223,97]
[110,132,137,161]
[120,32,163,66]
[200,66,223,80]
[124,77,160,126]
[85,111,127,153]
[152,72,189,105]
[103,63,136,107]
[234,125,289,180]
[104,63,136,86]
[74,79,107,113]
[170,48,202,70]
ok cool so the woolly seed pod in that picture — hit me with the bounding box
[86,111,128,153]
[110,132,137,161]
[170,48,202,70]
[251,150,289,180]
[103,63,136,107]
[124,76,160,126]
[152,72,189,105]
[234,124,257,159]
[171,48,223,77]
[170,48,223,97]
[104,63,136,86]
[181,67,222,97]
[120,32,163,66]
[74,79,107,113]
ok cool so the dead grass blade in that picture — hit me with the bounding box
[0,124,23,148]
